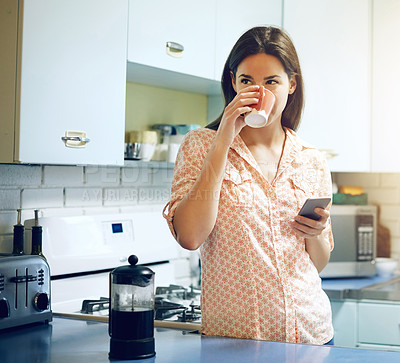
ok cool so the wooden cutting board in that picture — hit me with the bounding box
[377,224,391,257]
[53,312,201,332]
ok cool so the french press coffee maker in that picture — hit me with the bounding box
[109,255,155,360]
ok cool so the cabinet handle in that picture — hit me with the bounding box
[61,136,90,143]
[61,131,90,148]
[166,41,184,58]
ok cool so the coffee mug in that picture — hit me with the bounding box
[244,87,275,128]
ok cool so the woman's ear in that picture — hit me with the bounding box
[288,75,297,95]
[230,71,237,92]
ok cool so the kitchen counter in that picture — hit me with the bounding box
[322,274,400,301]
[1,317,400,362]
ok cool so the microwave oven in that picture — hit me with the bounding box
[320,204,377,278]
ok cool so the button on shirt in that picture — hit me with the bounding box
[163,127,334,345]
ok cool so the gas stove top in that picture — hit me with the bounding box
[76,284,201,324]
[154,284,201,323]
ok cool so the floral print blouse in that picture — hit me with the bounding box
[163,127,334,344]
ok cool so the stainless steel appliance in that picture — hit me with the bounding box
[320,204,377,278]
[0,254,52,330]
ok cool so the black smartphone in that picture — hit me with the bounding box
[298,197,331,221]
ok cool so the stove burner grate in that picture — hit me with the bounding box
[78,284,201,322]
[81,297,109,314]
[177,303,201,322]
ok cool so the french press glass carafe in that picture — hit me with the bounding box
[109,255,155,360]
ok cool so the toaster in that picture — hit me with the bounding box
[0,254,52,330]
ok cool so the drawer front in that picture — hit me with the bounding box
[358,302,400,345]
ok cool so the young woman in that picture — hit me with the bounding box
[163,26,334,345]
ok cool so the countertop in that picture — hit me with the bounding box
[1,317,400,362]
[322,274,400,301]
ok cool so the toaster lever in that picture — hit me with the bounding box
[10,275,37,283]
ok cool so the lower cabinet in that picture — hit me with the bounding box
[330,299,400,350]
[330,300,357,347]
[358,301,400,350]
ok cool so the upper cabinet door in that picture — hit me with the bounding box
[284,0,371,172]
[214,0,282,81]
[14,0,128,165]
[127,0,216,80]
[371,0,400,172]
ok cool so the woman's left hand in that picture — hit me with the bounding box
[291,207,331,272]
[290,207,330,238]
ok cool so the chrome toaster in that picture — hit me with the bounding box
[0,254,52,330]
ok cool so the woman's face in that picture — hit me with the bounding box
[231,53,297,125]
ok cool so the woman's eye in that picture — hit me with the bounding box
[240,78,251,85]
[266,79,278,85]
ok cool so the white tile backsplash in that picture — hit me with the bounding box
[0,211,17,234]
[43,166,83,186]
[379,205,400,222]
[64,187,103,207]
[334,172,380,188]
[103,187,138,206]
[21,188,64,209]
[1,164,400,259]
[380,173,400,187]
[364,187,400,205]
[138,186,170,204]
[0,234,13,254]
[0,189,20,210]
[384,220,400,237]
[391,236,400,257]
[151,167,175,186]
[121,166,152,185]
[0,164,41,186]
[85,166,121,186]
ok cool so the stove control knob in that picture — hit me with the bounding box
[33,293,50,312]
[0,298,10,318]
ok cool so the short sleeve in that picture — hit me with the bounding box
[163,129,213,239]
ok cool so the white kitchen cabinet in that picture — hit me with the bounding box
[358,301,400,349]
[330,300,358,348]
[283,0,371,172]
[330,298,400,349]
[0,0,128,165]
[127,0,216,80]
[214,0,282,81]
[371,0,400,172]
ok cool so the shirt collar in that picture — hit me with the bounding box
[229,128,316,181]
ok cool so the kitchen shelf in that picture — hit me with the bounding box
[127,62,221,96]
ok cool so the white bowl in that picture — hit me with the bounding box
[375,257,398,277]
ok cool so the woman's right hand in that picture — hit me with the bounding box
[173,86,260,250]
[216,85,260,146]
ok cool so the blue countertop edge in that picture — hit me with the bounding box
[321,274,397,291]
[321,274,400,301]
[1,317,400,363]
